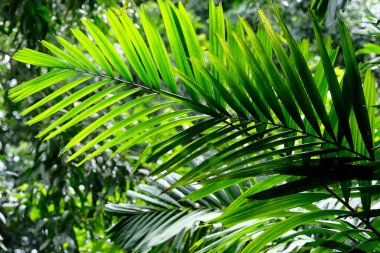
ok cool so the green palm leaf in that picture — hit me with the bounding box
[10,1,380,252]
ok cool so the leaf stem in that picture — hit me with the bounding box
[324,186,380,238]
[231,117,372,161]
[64,67,373,162]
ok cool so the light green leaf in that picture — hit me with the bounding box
[71,27,115,77]
[13,48,72,68]
[139,6,177,93]
[82,18,132,81]
[21,75,93,115]
[67,102,174,162]
[242,210,350,253]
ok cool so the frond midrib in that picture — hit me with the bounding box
[60,64,373,163]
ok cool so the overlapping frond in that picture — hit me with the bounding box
[106,173,380,253]
[105,173,234,252]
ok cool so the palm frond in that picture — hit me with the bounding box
[10,0,380,252]
[105,173,227,252]
[109,172,380,253]
[11,1,375,170]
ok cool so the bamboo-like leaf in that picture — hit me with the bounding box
[196,220,269,253]
[157,0,198,100]
[197,138,325,185]
[340,180,352,203]
[21,75,93,115]
[105,174,222,252]
[63,93,155,152]
[241,210,350,253]
[141,210,212,251]
[358,180,372,212]
[240,18,304,130]
[169,128,301,187]
[215,33,273,122]
[152,123,263,178]
[12,71,76,103]
[340,209,380,219]
[206,149,343,182]
[218,142,324,177]
[148,118,224,165]
[105,204,157,216]
[106,10,151,86]
[226,18,246,70]
[136,184,182,208]
[298,39,310,60]
[47,88,141,144]
[304,38,338,146]
[118,11,162,89]
[351,185,380,195]
[161,91,220,117]
[258,9,322,136]
[139,6,177,93]
[41,40,89,71]
[221,175,289,218]
[355,240,380,252]
[190,58,247,118]
[209,0,225,106]
[232,32,286,125]
[9,69,72,100]
[248,177,334,200]
[9,69,58,94]
[309,11,354,148]
[339,19,374,158]
[357,43,380,55]
[182,179,245,202]
[67,102,174,162]
[363,70,376,135]
[71,28,115,77]
[56,36,99,73]
[111,115,208,158]
[82,19,132,81]
[37,81,119,138]
[126,190,169,208]
[176,1,212,95]
[206,51,259,119]
[12,48,72,68]
[173,68,229,116]
[77,110,194,165]
[215,193,329,226]
[257,25,273,58]
[273,6,335,141]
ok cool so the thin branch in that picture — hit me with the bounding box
[324,186,380,238]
